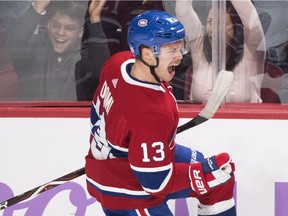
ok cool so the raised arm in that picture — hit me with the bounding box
[7,0,51,73]
[10,0,50,44]
[31,0,50,15]
[88,0,106,23]
[175,0,203,41]
[75,0,110,101]
[231,0,265,58]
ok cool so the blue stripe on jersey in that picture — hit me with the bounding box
[130,163,172,193]
[86,177,151,199]
[110,147,128,158]
[90,98,100,125]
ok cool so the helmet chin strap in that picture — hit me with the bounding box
[138,57,161,83]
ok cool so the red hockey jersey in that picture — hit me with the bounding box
[85,51,191,210]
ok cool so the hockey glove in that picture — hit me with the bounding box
[189,152,235,195]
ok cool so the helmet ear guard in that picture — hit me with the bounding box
[127,10,186,57]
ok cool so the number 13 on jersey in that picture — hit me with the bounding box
[141,142,165,162]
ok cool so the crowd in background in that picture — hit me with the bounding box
[0,0,287,103]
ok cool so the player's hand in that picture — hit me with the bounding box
[189,152,235,195]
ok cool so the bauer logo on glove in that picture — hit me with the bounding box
[189,153,235,195]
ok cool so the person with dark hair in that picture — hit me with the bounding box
[8,0,109,101]
[176,0,266,103]
[85,10,236,216]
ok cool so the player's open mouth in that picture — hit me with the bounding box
[168,66,175,75]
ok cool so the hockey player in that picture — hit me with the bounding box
[85,10,236,216]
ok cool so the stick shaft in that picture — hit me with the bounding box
[0,168,85,210]
[177,70,233,133]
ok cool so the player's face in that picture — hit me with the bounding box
[48,13,83,54]
[156,41,184,82]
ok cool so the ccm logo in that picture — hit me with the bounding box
[193,170,208,194]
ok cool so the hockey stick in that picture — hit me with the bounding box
[0,70,233,211]
[177,70,233,133]
[0,167,85,210]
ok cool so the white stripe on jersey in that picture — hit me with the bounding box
[198,198,235,215]
[136,208,150,216]
[121,59,165,92]
[130,163,172,172]
[86,176,150,196]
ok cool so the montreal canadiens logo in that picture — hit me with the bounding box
[138,19,148,27]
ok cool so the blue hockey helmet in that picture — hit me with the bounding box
[127,10,186,57]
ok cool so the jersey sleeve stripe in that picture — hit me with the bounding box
[130,163,172,172]
[130,163,173,193]
[86,177,151,199]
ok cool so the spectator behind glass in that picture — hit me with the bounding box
[8,0,110,101]
[175,0,266,103]
[0,16,18,100]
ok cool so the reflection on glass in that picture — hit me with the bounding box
[254,1,288,103]
[0,0,166,102]
[0,0,110,101]
[175,0,266,104]
[0,0,287,104]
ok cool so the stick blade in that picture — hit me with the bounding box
[199,70,233,119]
